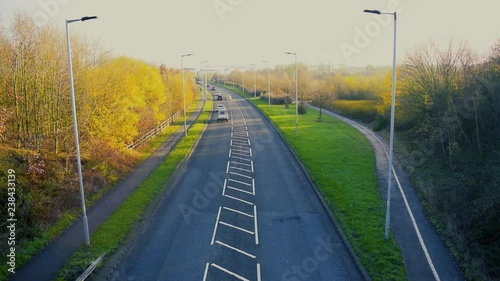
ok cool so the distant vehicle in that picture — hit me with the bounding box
[217,95,223,100]
[216,104,225,111]
[211,86,216,91]
[217,110,229,122]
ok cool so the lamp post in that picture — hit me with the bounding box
[201,60,208,93]
[65,15,98,246]
[242,69,245,95]
[181,53,194,136]
[263,60,271,110]
[250,64,256,98]
[285,52,298,135]
[364,9,397,240]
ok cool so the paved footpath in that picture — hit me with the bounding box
[9,95,205,281]
[308,104,464,281]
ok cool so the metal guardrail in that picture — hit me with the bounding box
[125,110,182,150]
[75,253,106,281]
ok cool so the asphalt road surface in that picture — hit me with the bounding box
[106,87,363,281]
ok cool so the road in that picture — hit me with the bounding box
[105,87,364,281]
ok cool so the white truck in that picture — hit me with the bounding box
[217,109,229,122]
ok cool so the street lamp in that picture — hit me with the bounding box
[263,60,271,110]
[181,53,194,137]
[242,69,245,95]
[65,15,98,246]
[285,52,298,135]
[364,9,397,240]
[201,60,208,93]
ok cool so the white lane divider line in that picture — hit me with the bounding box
[228,178,252,187]
[249,148,253,157]
[254,205,259,245]
[251,161,254,173]
[227,185,254,195]
[228,149,232,158]
[223,194,254,206]
[211,207,222,245]
[248,139,251,146]
[223,206,253,218]
[219,221,255,235]
[257,263,261,281]
[215,240,256,259]
[203,263,209,281]
[229,171,253,179]
[211,263,250,281]
[226,161,230,174]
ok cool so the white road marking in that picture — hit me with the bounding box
[224,194,254,206]
[229,172,253,179]
[231,151,251,158]
[219,221,254,234]
[254,205,259,245]
[257,263,261,281]
[229,166,252,173]
[228,149,232,158]
[249,148,253,157]
[226,161,230,174]
[248,139,251,146]
[222,179,227,195]
[215,240,256,259]
[230,155,252,162]
[230,161,251,167]
[223,206,253,218]
[211,207,222,245]
[211,263,250,281]
[251,161,254,173]
[203,263,209,281]
[227,185,254,195]
[228,178,252,187]
[252,178,256,196]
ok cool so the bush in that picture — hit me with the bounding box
[298,102,307,114]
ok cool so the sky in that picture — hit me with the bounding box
[1,0,499,71]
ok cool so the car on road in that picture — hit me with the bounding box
[217,95,223,100]
[217,109,228,122]
[216,104,225,111]
[211,86,216,91]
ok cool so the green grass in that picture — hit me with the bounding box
[55,94,212,280]
[219,84,406,281]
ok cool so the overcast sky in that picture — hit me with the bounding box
[1,0,499,71]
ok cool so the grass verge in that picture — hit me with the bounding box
[219,84,406,281]
[53,95,211,280]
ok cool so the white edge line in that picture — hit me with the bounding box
[251,161,254,173]
[228,149,232,158]
[226,161,230,174]
[210,206,222,245]
[249,148,253,157]
[254,205,259,245]
[203,262,209,281]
